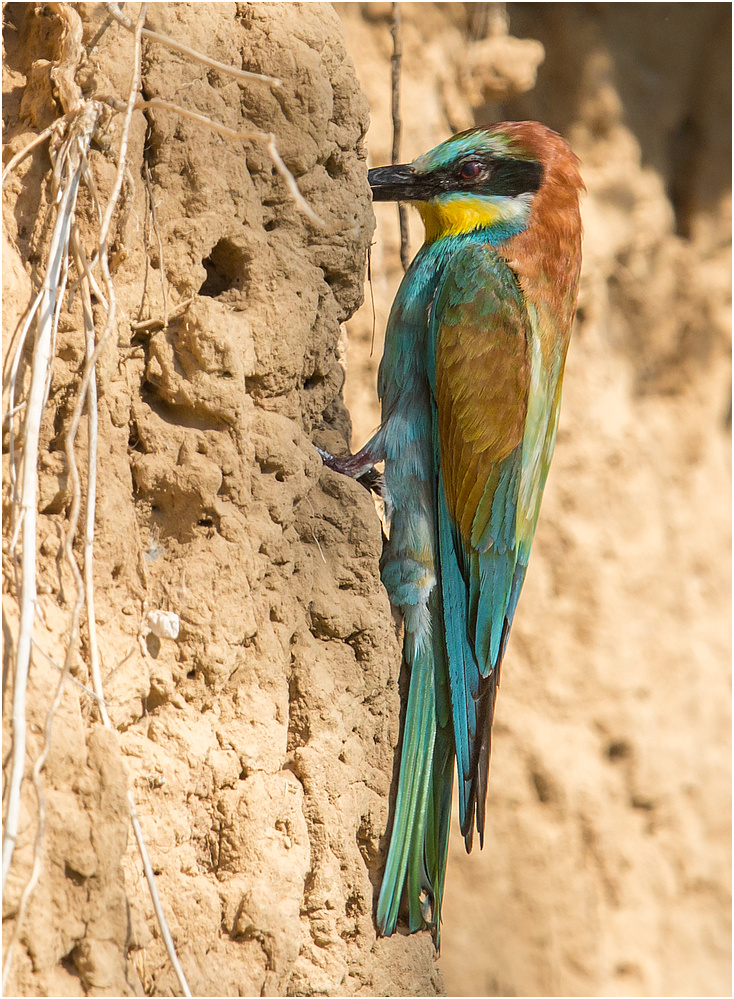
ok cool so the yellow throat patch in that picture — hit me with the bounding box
[415,193,531,242]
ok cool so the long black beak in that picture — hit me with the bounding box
[368,163,419,202]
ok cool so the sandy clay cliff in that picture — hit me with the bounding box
[2,3,731,997]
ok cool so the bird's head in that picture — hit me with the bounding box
[368,122,583,245]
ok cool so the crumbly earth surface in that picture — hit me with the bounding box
[2,3,731,998]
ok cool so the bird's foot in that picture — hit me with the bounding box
[316,445,372,477]
[315,445,383,495]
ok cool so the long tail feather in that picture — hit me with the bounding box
[376,625,436,936]
[422,720,454,947]
[377,590,454,944]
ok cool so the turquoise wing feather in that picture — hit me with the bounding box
[427,241,535,847]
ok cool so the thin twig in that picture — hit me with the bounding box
[1,102,97,891]
[104,1,281,88]
[66,156,109,307]
[96,90,326,227]
[390,2,410,271]
[43,203,73,412]
[57,101,125,705]
[97,25,143,257]
[32,640,108,705]
[78,250,110,727]
[128,793,192,997]
[266,136,325,229]
[143,159,168,327]
[1,125,57,187]
[4,288,44,531]
[130,316,163,332]
[138,97,326,227]
[108,166,136,273]
[100,646,136,685]
[2,663,68,993]
[74,10,192,995]
[136,96,257,140]
[137,158,153,323]
[70,221,109,311]
[2,115,94,953]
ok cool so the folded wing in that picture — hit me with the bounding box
[428,245,532,848]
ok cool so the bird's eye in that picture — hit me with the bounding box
[459,159,484,180]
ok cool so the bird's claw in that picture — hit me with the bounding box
[315,445,353,475]
[315,445,382,495]
[357,466,383,495]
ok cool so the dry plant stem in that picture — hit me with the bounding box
[137,167,153,322]
[4,289,44,540]
[66,160,109,307]
[144,159,168,326]
[71,221,109,311]
[104,1,282,88]
[2,664,68,993]
[2,110,94,963]
[60,15,145,651]
[390,2,410,271]
[44,220,73,411]
[32,639,108,704]
[4,289,43,429]
[4,6,191,993]
[128,794,192,998]
[79,265,110,727]
[57,8,145,654]
[1,109,93,890]
[46,2,84,113]
[97,92,326,228]
[1,125,56,186]
[80,10,192,995]
[139,98,326,228]
[97,11,145,257]
[61,114,134,689]
[78,2,146,709]
[266,137,326,229]
[67,238,104,711]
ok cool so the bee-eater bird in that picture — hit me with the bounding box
[320,122,583,943]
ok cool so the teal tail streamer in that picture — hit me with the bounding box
[376,590,454,945]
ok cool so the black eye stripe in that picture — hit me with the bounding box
[487,158,543,197]
[408,156,543,200]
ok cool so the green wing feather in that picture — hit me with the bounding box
[428,243,533,846]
